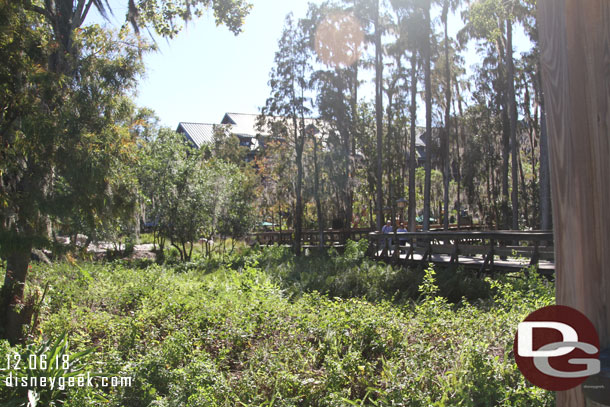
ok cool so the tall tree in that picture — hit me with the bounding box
[0,19,146,342]
[521,0,552,230]
[422,0,432,231]
[460,0,523,228]
[505,1,519,229]
[408,52,419,232]
[0,0,252,343]
[374,0,385,230]
[261,14,312,256]
[441,0,452,229]
[307,1,364,232]
[391,0,425,232]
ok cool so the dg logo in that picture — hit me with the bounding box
[514,305,601,391]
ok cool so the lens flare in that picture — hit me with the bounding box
[314,12,364,68]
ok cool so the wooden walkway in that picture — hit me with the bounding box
[369,230,554,276]
[248,228,554,276]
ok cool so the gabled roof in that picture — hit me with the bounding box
[178,113,337,150]
[177,122,216,148]
[221,112,330,138]
[415,130,426,147]
[221,113,262,137]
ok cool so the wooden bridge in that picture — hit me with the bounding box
[368,230,554,276]
[248,228,554,276]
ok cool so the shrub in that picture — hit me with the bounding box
[6,253,555,406]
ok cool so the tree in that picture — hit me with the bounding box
[139,128,201,260]
[374,0,385,231]
[261,14,313,256]
[200,160,257,259]
[307,1,363,233]
[139,129,255,261]
[505,1,519,230]
[0,19,146,342]
[391,0,426,232]
[20,0,252,71]
[439,0,463,229]
[422,0,432,231]
[460,0,525,229]
[0,0,253,343]
[211,125,251,165]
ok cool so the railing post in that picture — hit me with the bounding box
[451,238,460,264]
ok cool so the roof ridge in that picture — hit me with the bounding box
[179,121,220,125]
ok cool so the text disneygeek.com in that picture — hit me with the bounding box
[4,373,132,390]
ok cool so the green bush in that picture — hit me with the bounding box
[4,252,555,406]
[257,241,491,304]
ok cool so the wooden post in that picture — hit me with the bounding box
[539,1,610,405]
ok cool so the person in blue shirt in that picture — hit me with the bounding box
[381,220,393,250]
[396,222,408,251]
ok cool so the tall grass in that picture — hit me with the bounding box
[0,246,555,406]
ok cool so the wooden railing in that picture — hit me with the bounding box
[248,223,484,248]
[367,230,555,275]
[248,228,373,247]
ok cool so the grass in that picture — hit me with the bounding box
[0,243,555,406]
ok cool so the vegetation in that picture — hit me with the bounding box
[0,0,253,342]
[138,129,256,261]
[257,0,548,239]
[0,247,554,406]
[0,2,561,403]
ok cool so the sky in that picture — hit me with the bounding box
[89,1,532,129]
[90,0,314,127]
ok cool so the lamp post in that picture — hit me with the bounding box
[396,197,407,226]
[382,206,391,224]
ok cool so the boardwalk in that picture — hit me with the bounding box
[368,230,554,276]
[249,228,554,275]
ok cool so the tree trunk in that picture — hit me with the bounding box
[442,1,451,231]
[423,0,432,231]
[313,137,324,247]
[539,1,610,406]
[500,107,511,228]
[408,51,418,233]
[348,63,358,233]
[506,15,519,230]
[294,120,304,256]
[374,0,384,231]
[497,36,510,229]
[1,243,33,344]
[387,92,395,230]
[454,79,464,228]
[518,153,529,227]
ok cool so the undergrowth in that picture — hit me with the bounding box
[0,242,555,406]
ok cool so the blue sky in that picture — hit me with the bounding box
[89,1,531,129]
[90,0,314,127]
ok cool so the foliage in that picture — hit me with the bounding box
[130,0,253,38]
[0,4,150,342]
[0,333,102,406]
[0,17,145,252]
[1,0,255,345]
[260,13,314,255]
[5,254,555,406]
[211,125,250,165]
[138,129,256,261]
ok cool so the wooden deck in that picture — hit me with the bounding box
[369,230,555,276]
[248,228,554,276]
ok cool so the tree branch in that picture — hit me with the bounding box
[22,0,52,20]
